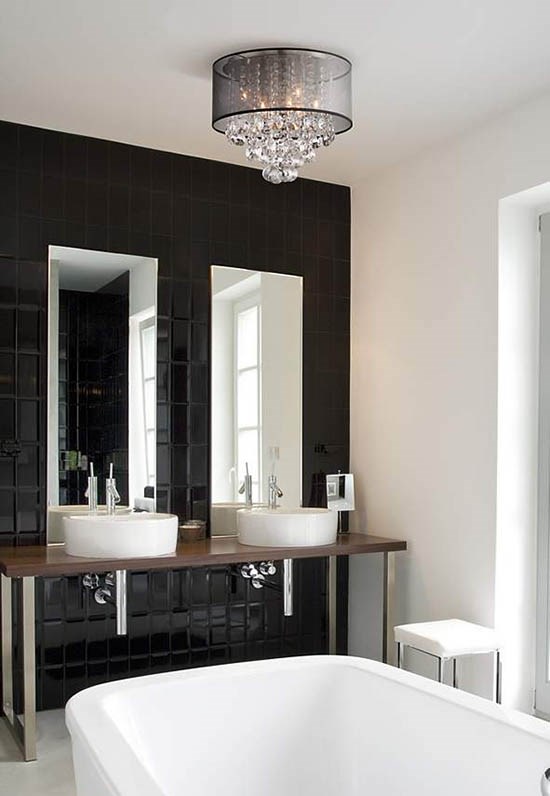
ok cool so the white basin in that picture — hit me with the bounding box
[63,513,178,558]
[48,505,131,542]
[210,502,266,536]
[237,507,338,547]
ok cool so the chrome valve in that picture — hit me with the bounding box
[251,572,265,589]
[82,573,99,590]
[240,563,259,579]
[238,561,278,590]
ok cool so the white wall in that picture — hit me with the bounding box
[260,272,302,509]
[211,297,235,502]
[350,90,550,705]
[128,258,157,508]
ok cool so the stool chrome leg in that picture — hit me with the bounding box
[452,658,458,688]
[438,657,444,683]
[495,650,502,704]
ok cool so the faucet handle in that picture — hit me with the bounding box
[240,563,259,579]
[107,480,121,503]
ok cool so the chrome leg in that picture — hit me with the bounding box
[1,575,36,761]
[21,577,36,761]
[452,657,458,688]
[495,650,502,704]
[328,556,337,653]
[283,559,293,618]
[438,657,444,683]
[382,552,395,664]
[397,641,403,669]
[1,574,14,726]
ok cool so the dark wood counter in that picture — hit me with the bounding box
[0,533,406,577]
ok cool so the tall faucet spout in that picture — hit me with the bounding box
[268,475,283,510]
[106,463,121,515]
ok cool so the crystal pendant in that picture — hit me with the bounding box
[226,110,336,183]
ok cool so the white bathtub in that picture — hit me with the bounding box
[66,655,550,795]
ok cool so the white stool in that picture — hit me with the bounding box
[394,619,502,703]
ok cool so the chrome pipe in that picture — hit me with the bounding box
[283,559,293,617]
[541,768,550,796]
[115,570,127,636]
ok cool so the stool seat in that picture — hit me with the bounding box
[394,619,501,659]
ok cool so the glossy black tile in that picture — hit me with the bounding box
[87,139,109,183]
[0,353,15,394]
[0,308,15,348]
[1,120,350,711]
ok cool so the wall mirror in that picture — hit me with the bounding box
[47,246,157,544]
[210,265,303,536]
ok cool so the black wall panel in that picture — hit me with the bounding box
[0,120,350,709]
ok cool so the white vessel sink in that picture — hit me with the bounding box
[63,513,178,558]
[210,502,266,535]
[237,507,338,547]
[48,505,131,541]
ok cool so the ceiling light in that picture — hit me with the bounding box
[212,48,352,184]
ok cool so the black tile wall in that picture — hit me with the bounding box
[58,273,129,505]
[21,560,328,711]
[0,120,350,709]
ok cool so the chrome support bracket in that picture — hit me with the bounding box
[1,574,36,761]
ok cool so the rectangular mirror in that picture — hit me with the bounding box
[210,266,303,536]
[326,473,355,512]
[47,246,157,544]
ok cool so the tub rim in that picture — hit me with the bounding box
[65,654,550,794]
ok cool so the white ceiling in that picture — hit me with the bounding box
[2,0,550,185]
[50,246,152,291]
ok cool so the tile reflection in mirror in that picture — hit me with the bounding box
[47,246,157,543]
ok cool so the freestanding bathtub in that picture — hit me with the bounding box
[66,655,550,795]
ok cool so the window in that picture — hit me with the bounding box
[235,299,261,502]
[140,318,156,486]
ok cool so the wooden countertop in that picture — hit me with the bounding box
[0,533,407,577]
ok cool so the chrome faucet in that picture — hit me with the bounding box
[84,461,98,513]
[238,462,253,507]
[106,463,121,515]
[268,475,283,509]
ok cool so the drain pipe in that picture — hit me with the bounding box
[115,571,127,636]
[84,571,128,636]
[283,559,293,617]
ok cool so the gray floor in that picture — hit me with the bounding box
[0,710,76,795]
